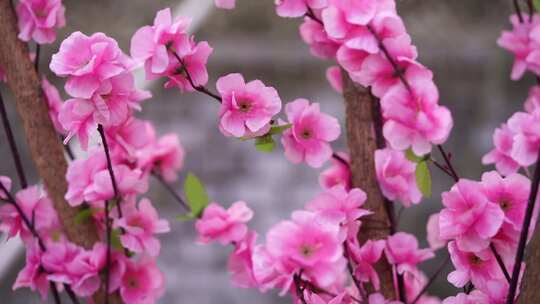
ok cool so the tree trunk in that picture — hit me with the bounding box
[0,1,121,302]
[342,71,396,299]
[520,230,540,303]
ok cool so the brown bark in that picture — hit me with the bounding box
[0,1,121,302]
[520,230,540,303]
[342,71,396,299]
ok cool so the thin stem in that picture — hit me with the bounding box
[63,139,75,160]
[490,243,511,283]
[429,158,455,179]
[50,282,62,304]
[151,171,190,211]
[411,255,451,304]
[343,243,367,302]
[514,0,525,23]
[168,49,222,103]
[65,285,81,304]
[527,0,534,20]
[0,92,28,188]
[294,274,308,304]
[97,124,123,219]
[331,152,348,167]
[437,145,459,182]
[305,8,323,25]
[34,44,40,72]
[506,149,540,304]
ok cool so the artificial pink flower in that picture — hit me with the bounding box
[426,213,446,250]
[50,31,132,99]
[42,77,65,134]
[385,232,434,274]
[0,175,12,199]
[281,99,340,168]
[507,110,540,167]
[381,75,453,155]
[319,152,351,190]
[163,40,213,92]
[299,17,340,59]
[83,164,148,203]
[58,98,96,150]
[228,231,257,288]
[481,171,530,230]
[306,185,370,225]
[348,239,386,290]
[120,257,165,304]
[195,201,254,245]
[482,124,520,176]
[275,0,328,18]
[106,117,156,160]
[326,66,343,93]
[215,0,236,9]
[137,133,185,182]
[439,179,505,252]
[65,149,107,206]
[303,292,349,304]
[42,240,83,285]
[66,243,107,297]
[0,186,59,243]
[16,0,65,44]
[525,85,540,113]
[251,244,297,294]
[130,8,191,76]
[491,222,520,266]
[404,270,440,304]
[442,290,490,304]
[216,73,282,137]
[266,210,344,288]
[13,241,49,299]
[497,14,540,80]
[375,148,422,207]
[115,198,170,257]
[447,241,504,290]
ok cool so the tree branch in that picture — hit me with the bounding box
[342,71,396,299]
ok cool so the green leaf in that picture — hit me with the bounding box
[268,124,292,135]
[184,173,210,217]
[74,208,100,224]
[416,161,432,198]
[534,0,540,13]
[405,149,423,162]
[110,229,123,251]
[255,135,275,153]
[176,213,197,222]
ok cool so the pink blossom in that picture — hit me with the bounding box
[195,201,254,245]
[120,257,165,304]
[381,75,453,155]
[491,222,520,266]
[375,148,422,207]
[275,0,327,18]
[0,175,12,200]
[439,179,505,252]
[525,85,540,113]
[281,99,340,168]
[0,186,59,242]
[482,124,520,176]
[42,77,65,134]
[426,213,446,250]
[447,241,504,290]
[442,290,490,304]
[16,0,65,44]
[66,243,107,297]
[481,171,530,230]
[266,211,344,288]
[215,0,236,9]
[137,133,185,182]
[65,149,107,206]
[106,117,156,160]
[326,66,343,93]
[404,270,440,304]
[300,18,341,59]
[306,185,370,225]
[58,98,96,150]
[348,240,386,290]
[116,198,170,257]
[385,232,434,274]
[319,152,351,190]
[83,164,148,203]
[228,231,257,288]
[304,292,349,304]
[50,31,132,99]
[216,73,282,137]
[497,15,540,80]
[130,8,191,76]
[42,241,83,285]
[507,110,540,167]
[13,241,49,299]
[163,40,213,92]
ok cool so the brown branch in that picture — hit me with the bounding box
[342,70,396,299]
[0,1,122,303]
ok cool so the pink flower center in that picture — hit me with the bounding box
[468,254,483,266]
[300,244,315,258]
[128,216,146,229]
[301,129,312,139]
[237,99,252,113]
[126,277,139,289]
[499,200,511,211]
